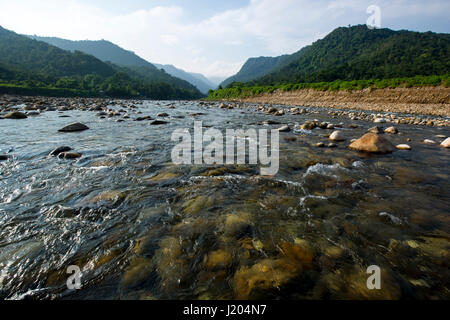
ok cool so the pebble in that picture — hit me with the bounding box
[396,144,411,150]
[423,139,436,144]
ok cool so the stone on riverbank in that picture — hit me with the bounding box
[349,133,395,153]
[58,123,89,132]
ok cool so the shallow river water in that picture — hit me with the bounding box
[0,100,449,300]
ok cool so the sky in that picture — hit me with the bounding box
[0,0,449,81]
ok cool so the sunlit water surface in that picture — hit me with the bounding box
[0,101,449,300]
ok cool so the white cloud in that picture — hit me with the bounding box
[0,0,448,78]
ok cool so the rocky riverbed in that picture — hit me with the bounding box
[0,95,449,300]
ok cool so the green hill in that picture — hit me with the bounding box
[223,25,450,88]
[0,26,202,99]
[28,36,214,93]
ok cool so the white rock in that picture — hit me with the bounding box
[440,137,450,148]
[423,139,436,144]
[374,118,386,124]
[396,144,411,150]
[329,130,346,141]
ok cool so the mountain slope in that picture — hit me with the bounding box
[0,26,202,99]
[153,63,216,93]
[223,25,450,87]
[28,36,210,93]
[221,55,291,87]
[1,27,115,78]
[257,25,450,85]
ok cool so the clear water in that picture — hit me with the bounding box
[0,101,449,300]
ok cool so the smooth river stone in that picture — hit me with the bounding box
[58,123,89,132]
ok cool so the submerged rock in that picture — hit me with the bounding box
[349,133,395,153]
[224,212,252,238]
[233,258,302,299]
[0,154,8,161]
[204,249,232,270]
[58,123,89,132]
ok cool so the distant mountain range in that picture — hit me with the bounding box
[221,25,450,87]
[27,36,217,93]
[153,63,217,93]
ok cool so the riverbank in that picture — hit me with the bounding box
[213,86,450,117]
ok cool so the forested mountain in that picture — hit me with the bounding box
[0,26,202,99]
[221,55,290,87]
[153,63,216,93]
[28,35,215,93]
[1,27,115,78]
[223,25,450,87]
[27,35,203,94]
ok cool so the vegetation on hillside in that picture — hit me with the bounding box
[207,75,450,100]
[0,26,203,99]
[221,25,450,88]
[28,35,212,94]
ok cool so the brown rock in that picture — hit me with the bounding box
[349,133,395,153]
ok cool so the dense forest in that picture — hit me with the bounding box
[0,26,203,99]
[220,25,450,89]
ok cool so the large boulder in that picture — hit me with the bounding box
[58,123,89,132]
[349,133,395,153]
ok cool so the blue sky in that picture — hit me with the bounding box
[0,0,449,80]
